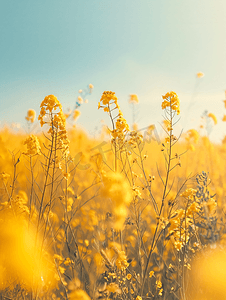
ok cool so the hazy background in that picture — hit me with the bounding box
[1,0,226,142]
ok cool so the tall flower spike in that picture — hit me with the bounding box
[38,94,70,158]
[162,91,180,115]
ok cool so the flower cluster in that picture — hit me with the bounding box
[162,91,180,115]
[168,188,202,251]
[185,129,199,144]
[197,72,204,78]
[98,91,118,108]
[128,130,143,148]
[23,135,41,156]
[110,113,130,144]
[38,95,62,127]
[169,209,192,251]
[99,91,131,146]
[38,95,70,157]
[113,247,130,271]
[180,188,197,200]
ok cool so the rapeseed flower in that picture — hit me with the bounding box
[25,109,36,123]
[185,129,199,144]
[180,188,197,199]
[197,72,204,78]
[99,91,118,107]
[23,135,41,156]
[162,91,180,115]
[39,94,70,157]
[114,248,129,271]
[129,94,139,104]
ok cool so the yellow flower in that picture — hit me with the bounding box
[149,271,154,278]
[100,91,118,106]
[126,273,132,280]
[77,96,83,104]
[23,135,41,156]
[63,173,70,180]
[162,91,180,115]
[129,94,139,104]
[39,95,70,158]
[115,250,129,271]
[197,72,204,78]
[174,240,183,251]
[222,115,226,122]
[89,83,94,89]
[180,188,197,199]
[185,129,199,144]
[70,289,91,300]
[187,202,200,216]
[25,109,36,123]
[59,266,66,274]
[40,94,62,113]
[64,257,74,266]
[156,280,162,289]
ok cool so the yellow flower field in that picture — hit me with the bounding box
[1,90,226,300]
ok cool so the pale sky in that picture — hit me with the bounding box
[1,0,226,142]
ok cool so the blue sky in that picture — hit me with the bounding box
[1,0,226,142]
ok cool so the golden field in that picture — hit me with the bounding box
[1,89,226,300]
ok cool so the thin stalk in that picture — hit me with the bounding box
[141,103,173,295]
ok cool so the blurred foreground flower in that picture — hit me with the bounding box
[187,246,226,300]
[0,216,55,291]
[101,171,132,229]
